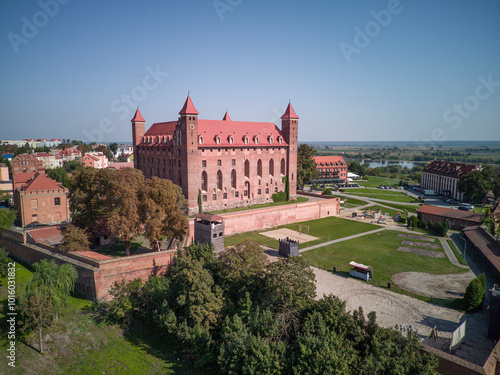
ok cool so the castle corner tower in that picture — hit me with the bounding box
[131,108,145,169]
[281,102,298,197]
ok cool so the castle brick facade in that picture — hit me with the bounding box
[132,96,298,214]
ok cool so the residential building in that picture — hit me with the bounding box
[11,153,43,174]
[132,95,298,214]
[421,160,480,201]
[59,147,82,161]
[33,152,63,169]
[81,152,109,169]
[13,172,70,227]
[313,155,348,183]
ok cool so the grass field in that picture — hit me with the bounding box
[341,188,420,203]
[0,259,204,375]
[205,196,308,215]
[447,239,466,265]
[357,176,401,187]
[225,216,380,249]
[332,195,369,208]
[301,230,468,301]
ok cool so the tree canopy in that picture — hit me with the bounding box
[58,225,91,252]
[101,241,437,374]
[458,165,500,203]
[297,144,319,186]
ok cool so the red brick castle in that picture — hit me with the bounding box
[132,95,298,214]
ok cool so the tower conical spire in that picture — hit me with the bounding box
[281,102,299,119]
[222,111,231,121]
[179,95,199,115]
[131,108,145,122]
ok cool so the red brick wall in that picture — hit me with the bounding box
[187,197,340,241]
[16,189,69,227]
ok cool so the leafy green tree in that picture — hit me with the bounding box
[198,189,203,214]
[58,225,90,252]
[297,144,319,187]
[95,144,114,161]
[107,278,143,325]
[109,142,118,155]
[63,160,84,173]
[0,208,16,231]
[284,175,290,201]
[0,248,10,278]
[19,288,53,353]
[463,276,486,311]
[46,167,69,186]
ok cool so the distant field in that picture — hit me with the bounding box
[225,216,379,249]
[342,189,420,203]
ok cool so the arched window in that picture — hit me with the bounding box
[244,135,249,144]
[199,136,204,144]
[269,136,273,144]
[254,136,259,144]
[245,160,250,178]
[269,159,274,176]
[201,171,207,191]
[231,169,236,189]
[244,181,250,197]
[281,158,286,175]
[278,136,283,144]
[217,170,223,190]
[228,136,234,144]
[257,159,262,177]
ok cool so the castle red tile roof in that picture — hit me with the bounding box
[107,162,134,170]
[417,204,484,223]
[422,160,479,179]
[13,172,38,185]
[142,121,176,142]
[21,172,65,192]
[28,226,64,246]
[178,95,199,115]
[281,102,299,119]
[131,108,145,122]
[313,156,347,167]
[222,111,231,121]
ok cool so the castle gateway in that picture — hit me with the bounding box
[132,96,298,214]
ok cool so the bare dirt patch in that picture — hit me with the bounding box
[397,233,436,242]
[397,246,445,258]
[260,228,318,243]
[401,240,441,249]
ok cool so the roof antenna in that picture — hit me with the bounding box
[188,90,190,96]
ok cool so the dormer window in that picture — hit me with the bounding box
[199,136,204,144]
[278,136,283,144]
[215,135,221,144]
[269,136,273,144]
[244,135,249,144]
[254,136,259,144]
[228,135,234,144]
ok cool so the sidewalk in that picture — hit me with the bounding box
[299,227,386,253]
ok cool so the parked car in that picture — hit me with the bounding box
[458,206,473,212]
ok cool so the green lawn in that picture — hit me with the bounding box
[0,257,205,374]
[447,239,466,265]
[205,196,308,215]
[225,216,380,249]
[341,188,420,203]
[98,239,144,258]
[357,176,401,187]
[302,230,468,301]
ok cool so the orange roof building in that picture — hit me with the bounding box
[132,96,298,214]
[313,156,348,183]
[13,172,70,227]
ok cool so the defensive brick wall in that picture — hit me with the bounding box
[1,229,176,301]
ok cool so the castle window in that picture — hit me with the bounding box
[269,159,274,176]
[217,159,222,167]
[229,136,234,144]
[231,159,236,166]
[202,160,206,168]
[212,194,217,200]
[223,193,227,199]
[254,136,259,144]
[201,171,208,191]
[257,189,261,195]
[54,197,60,206]
[217,170,223,190]
[245,160,250,178]
[281,158,286,175]
[235,191,239,197]
[32,214,38,222]
[278,136,283,144]
[265,188,269,194]
[203,195,207,202]
[269,136,273,144]
[244,136,249,144]
[257,159,262,177]
[199,136,203,144]
[231,170,236,189]
[215,135,221,144]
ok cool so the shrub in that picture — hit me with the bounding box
[463,276,486,312]
[322,188,332,196]
[272,191,287,203]
[407,216,418,229]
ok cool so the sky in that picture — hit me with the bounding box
[0,0,499,143]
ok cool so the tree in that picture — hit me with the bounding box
[46,167,69,186]
[463,275,486,311]
[19,260,77,353]
[107,278,143,325]
[284,175,290,201]
[458,167,500,203]
[109,142,118,156]
[58,225,90,252]
[95,144,114,161]
[0,208,16,231]
[297,144,319,187]
[139,177,188,251]
[105,168,144,255]
[0,248,10,278]
[198,189,203,214]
